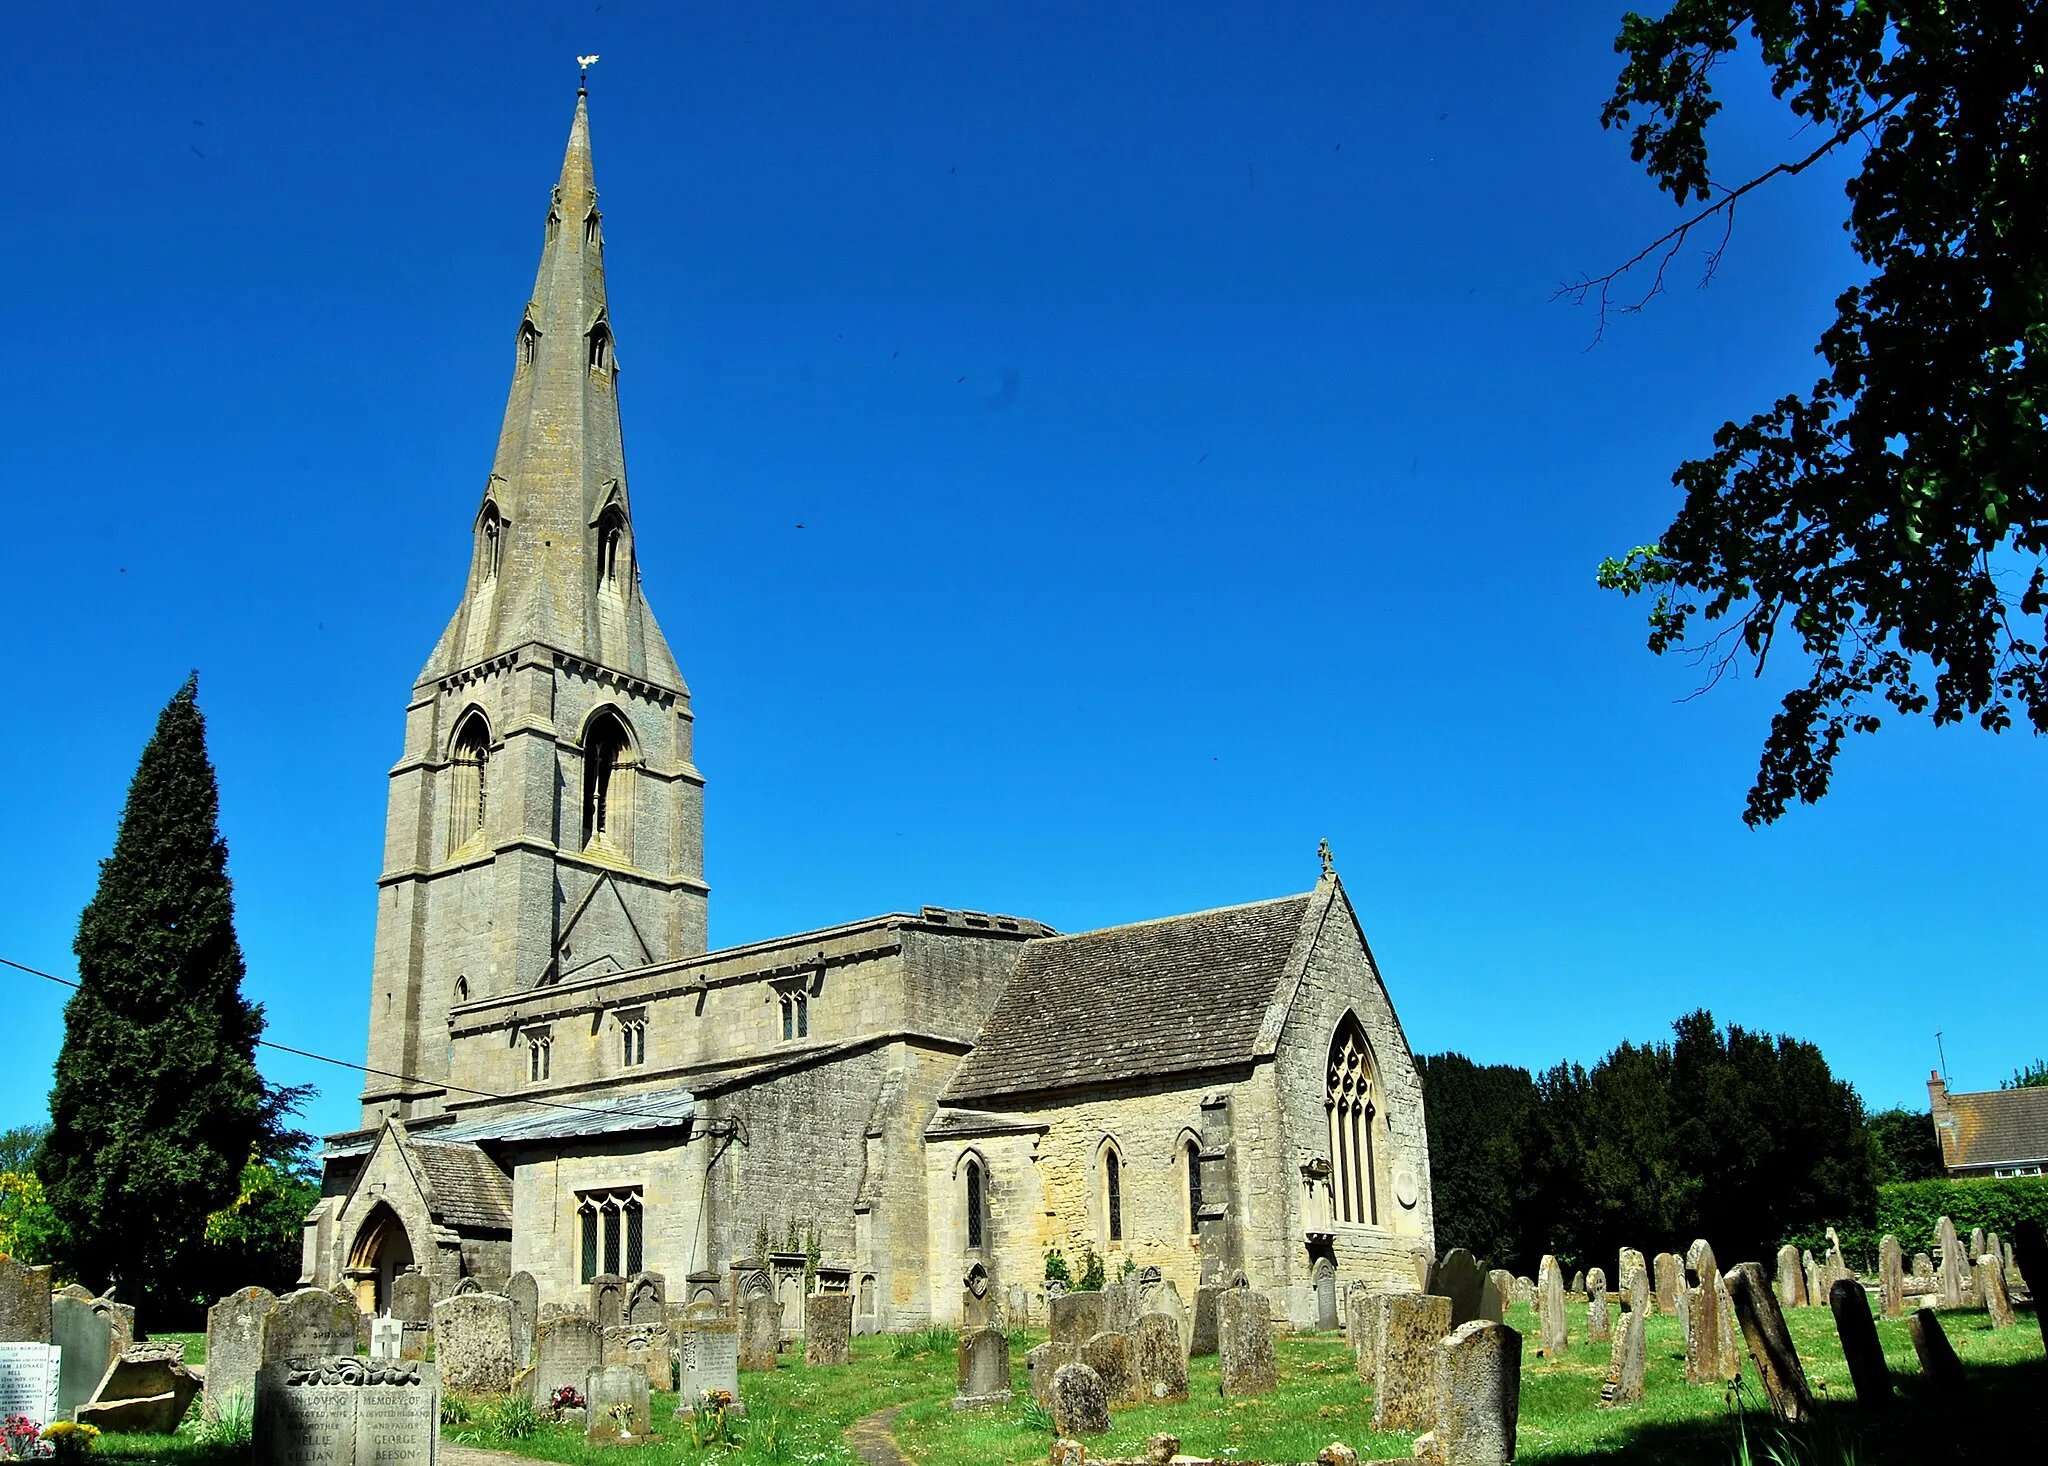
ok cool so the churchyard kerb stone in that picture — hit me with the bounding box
[252,1356,438,1466]
[1050,1361,1109,1436]
[953,1325,1013,1410]
[1907,1308,1965,1391]
[432,1294,514,1395]
[1826,1278,1892,1408]
[1727,1262,1814,1424]
[583,1364,650,1444]
[205,1286,279,1420]
[1432,1319,1520,1466]
[1132,1313,1188,1403]
[804,1293,852,1367]
[1372,1292,1451,1435]
[1217,1287,1277,1398]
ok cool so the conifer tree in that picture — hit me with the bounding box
[36,675,267,1307]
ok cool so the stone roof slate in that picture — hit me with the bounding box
[410,1140,514,1232]
[1942,1086,2048,1170]
[942,892,1312,1104]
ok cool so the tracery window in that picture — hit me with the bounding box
[449,713,490,850]
[1326,1017,1378,1225]
[779,990,809,1041]
[619,1009,647,1067]
[582,710,633,849]
[525,1027,552,1084]
[577,1188,644,1282]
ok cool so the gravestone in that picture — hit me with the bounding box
[1570,1270,1585,1298]
[262,1289,361,1366]
[953,1326,1012,1409]
[1718,1280,1742,1381]
[0,1258,52,1344]
[252,1356,437,1466]
[675,1309,741,1415]
[77,1342,202,1434]
[1217,1287,1276,1397]
[1536,1255,1568,1355]
[2011,1220,2048,1351]
[1586,1268,1610,1344]
[1727,1262,1813,1424]
[583,1364,650,1443]
[1936,1217,1966,1309]
[1598,1303,1646,1409]
[1617,1248,1647,1312]
[1827,1278,1891,1407]
[1372,1292,1451,1434]
[1050,1361,1109,1437]
[1626,1262,1649,1318]
[1652,1253,1681,1314]
[739,1292,780,1371]
[88,1297,134,1361]
[603,1322,673,1391]
[1131,1314,1187,1403]
[1685,1238,1717,1282]
[1432,1319,1520,1466]
[1907,1308,1964,1391]
[432,1294,514,1394]
[1050,1290,1109,1347]
[52,1294,114,1422]
[1775,1245,1807,1310]
[625,1272,665,1325]
[1349,1291,1389,1383]
[1976,1256,2015,1329]
[1913,1251,1934,1280]
[1081,1331,1135,1403]
[1189,1285,1221,1356]
[1879,1235,1904,1320]
[804,1293,852,1366]
[451,1280,480,1297]
[1026,1340,1078,1406]
[526,1314,601,1407]
[206,1286,278,1420]
[388,1274,432,1363]
[1970,1226,1986,1261]
[962,1262,995,1329]
[589,1274,626,1329]
[1007,1284,1031,1328]
[1683,1282,1722,1387]
[1431,1249,1486,1328]
[1313,1257,1339,1332]
[1803,1251,1824,1312]
[506,1272,538,1371]
[1826,1229,1851,1291]
[1104,1279,1139,1337]
[1513,1277,1535,1309]
[1482,1270,1509,1324]
[370,1318,402,1361]
[0,1342,60,1427]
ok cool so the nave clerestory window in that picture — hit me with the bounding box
[526,1028,552,1083]
[779,990,808,1041]
[577,1188,645,1282]
[620,1012,646,1067]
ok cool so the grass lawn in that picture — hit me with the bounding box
[80,1299,2044,1465]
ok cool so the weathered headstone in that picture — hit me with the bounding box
[1428,1249,1486,1328]
[584,1364,649,1443]
[1188,1285,1221,1357]
[1050,1290,1109,1347]
[1131,1314,1188,1403]
[1826,1229,1850,1291]
[1718,1280,1741,1381]
[625,1272,665,1326]
[1481,1270,1510,1324]
[0,1258,52,1345]
[1103,1279,1138,1337]
[0,1342,60,1426]
[1976,1255,2015,1329]
[205,1286,278,1420]
[51,1293,115,1422]
[1907,1308,1964,1390]
[1826,1278,1891,1407]
[527,1314,601,1407]
[1878,1235,1904,1320]
[1080,1331,1134,1403]
[1727,1262,1813,1423]
[252,1356,437,1466]
[1372,1292,1451,1434]
[262,1288,361,1365]
[1617,1248,1647,1312]
[740,1292,781,1371]
[804,1293,852,1366]
[1913,1251,1934,1280]
[1652,1253,1681,1314]
[603,1322,673,1391]
[1936,1217,1966,1309]
[1006,1283,1031,1329]
[961,1262,995,1330]
[1026,1340,1079,1407]
[1775,1245,1807,1310]
[2011,1220,2048,1351]
[1217,1287,1276,1397]
[1432,1319,1520,1465]
[1970,1226,1986,1261]
[1513,1277,1535,1309]
[1569,1270,1585,1298]
[1347,1290,1386,1382]
[1803,1251,1824,1312]
[1536,1255,1568,1355]
[1586,1268,1610,1344]
[432,1294,514,1394]
[1683,1281,1722,1387]
[1050,1361,1109,1437]
[77,1342,202,1434]
[675,1309,741,1415]
[505,1272,538,1371]
[589,1274,627,1328]
[1598,1303,1646,1409]
[389,1273,431,1327]
[370,1318,403,1361]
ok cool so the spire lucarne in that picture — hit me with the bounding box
[362,91,707,1125]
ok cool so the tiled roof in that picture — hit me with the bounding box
[410,1141,514,1232]
[1942,1087,2048,1170]
[942,893,1312,1104]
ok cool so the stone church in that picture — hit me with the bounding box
[306,90,1434,1332]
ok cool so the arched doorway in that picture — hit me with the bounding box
[347,1203,415,1316]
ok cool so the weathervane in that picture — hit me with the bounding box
[578,54,600,87]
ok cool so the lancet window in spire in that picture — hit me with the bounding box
[478,501,504,581]
[582,709,634,850]
[588,319,615,375]
[596,507,627,592]
[449,713,491,851]
[517,318,539,370]
[584,209,602,248]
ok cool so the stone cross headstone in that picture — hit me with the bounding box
[1050,1361,1109,1437]
[1936,1216,1966,1309]
[527,1314,601,1407]
[1775,1245,1807,1310]
[1026,1340,1078,1406]
[1976,1255,2015,1329]
[739,1292,780,1371]
[1132,1314,1187,1403]
[1878,1235,1904,1320]
[252,1356,438,1466]
[804,1293,852,1366]
[1598,1301,1646,1409]
[51,1293,115,1422]
[205,1285,279,1420]
[1586,1268,1610,1344]
[432,1294,515,1394]
[1372,1292,1451,1434]
[505,1272,538,1371]
[1432,1319,1520,1466]
[1081,1331,1135,1403]
[1217,1286,1276,1397]
[1651,1253,1681,1315]
[1430,1249,1486,1328]
[674,1309,740,1415]
[0,1342,60,1427]
[1536,1255,1568,1355]
[370,1318,403,1361]
[603,1323,673,1391]
[1826,1278,1891,1407]
[0,1258,53,1345]
[584,1363,650,1443]
[1907,1307,1964,1391]
[262,1288,361,1366]
[1726,1262,1813,1424]
[952,1325,1012,1409]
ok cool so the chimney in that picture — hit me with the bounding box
[1927,1069,1956,1171]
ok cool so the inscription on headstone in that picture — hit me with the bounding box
[0,1342,61,1425]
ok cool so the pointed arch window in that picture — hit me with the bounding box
[1103,1144,1124,1244]
[449,713,491,850]
[588,320,614,374]
[581,709,634,850]
[1327,1017,1378,1225]
[479,501,504,581]
[1186,1138,1204,1234]
[517,318,540,371]
[964,1156,986,1250]
[596,507,627,592]
[584,209,602,248]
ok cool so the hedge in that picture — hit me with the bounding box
[1792,1176,2048,1271]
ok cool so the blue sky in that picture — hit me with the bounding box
[3,1,2041,1144]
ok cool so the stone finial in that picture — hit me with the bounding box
[1319,838,1335,877]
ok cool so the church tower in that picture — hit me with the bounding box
[361,89,707,1125]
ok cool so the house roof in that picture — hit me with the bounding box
[408,1141,514,1232]
[941,891,1314,1104]
[1941,1086,2048,1170]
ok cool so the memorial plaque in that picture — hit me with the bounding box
[0,1342,61,1424]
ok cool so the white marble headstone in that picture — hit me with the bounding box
[0,1343,62,1426]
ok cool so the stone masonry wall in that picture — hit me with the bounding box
[509,1130,708,1305]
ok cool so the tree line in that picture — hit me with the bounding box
[1419,1011,1951,1277]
